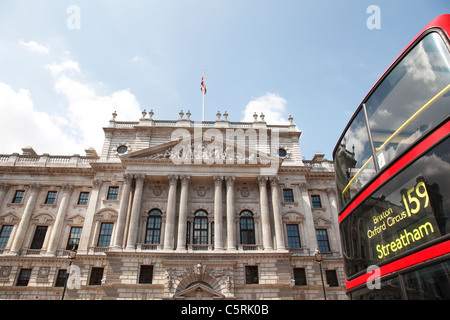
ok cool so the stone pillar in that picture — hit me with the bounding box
[225,176,236,251]
[258,176,273,250]
[126,174,145,250]
[176,175,190,251]
[300,182,315,252]
[78,179,102,254]
[163,175,178,250]
[213,176,224,250]
[270,176,286,250]
[9,183,41,255]
[112,174,133,249]
[327,187,342,253]
[0,182,10,209]
[46,184,73,256]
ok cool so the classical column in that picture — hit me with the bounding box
[0,182,10,209]
[46,184,73,256]
[213,176,224,250]
[163,175,178,250]
[270,176,286,250]
[327,188,342,253]
[9,183,41,255]
[176,175,190,251]
[77,179,102,254]
[225,176,236,251]
[300,182,315,252]
[126,174,145,250]
[258,176,273,250]
[112,174,133,249]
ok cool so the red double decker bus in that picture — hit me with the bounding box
[333,15,450,299]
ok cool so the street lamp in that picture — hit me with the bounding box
[314,248,327,300]
[61,247,77,300]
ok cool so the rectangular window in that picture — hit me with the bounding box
[286,224,301,249]
[89,267,104,286]
[325,270,339,287]
[97,223,113,247]
[0,225,13,249]
[138,265,153,284]
[44,191,57,204]
[106,186,119,200]
[245,266,259,284]
[316,229,330,252]
[66,226,82,250]
[311,195,322,208]
[77,192,89,205]
[293,268,307,286]
[55,269,67,287]
[16,269,32,286]
[12,190,25,204]
[30,226,48,250]
[283,189,294,203]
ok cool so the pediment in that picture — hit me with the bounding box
[174,282,224,300]
[121,130,281,167]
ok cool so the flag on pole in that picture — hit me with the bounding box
[200,73,207,94]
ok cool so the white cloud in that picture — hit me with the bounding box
[0,56,141,156]
[0,82,79,155]
[45,60,80,76]
[53,74,141,153]
[19,39,50,54]
[241,92,290,124]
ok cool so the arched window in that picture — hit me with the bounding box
[240,210,255,245]
[193,210,208,245]
[145,209,162,244]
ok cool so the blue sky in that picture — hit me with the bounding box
[0,0,448,159]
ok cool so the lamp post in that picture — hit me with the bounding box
[61,247,77,300]
[314,248,327,300]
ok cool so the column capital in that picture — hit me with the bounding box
[326,187,336,197]
[257,176,268,186]
[92,178,102,190]
[168,174,178,185]
[213,175,224,186]
[29,183,41,192]
[180,175,191,185]
[61,184,73,193]
[269,175,279,186]
[299,182,309,192]
[0,182,10,191]
[225,176,235,186]
[123,173,133,184]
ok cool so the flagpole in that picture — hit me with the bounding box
[201,70,206,123]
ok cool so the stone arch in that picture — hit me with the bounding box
[175,272,222,296]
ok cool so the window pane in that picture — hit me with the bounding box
[30,226,48,249]
[283,189,294,202]
[77,192,89,205]
[12,190,25,204]
[0,225,13,249]
[45,191,57,204]
[311,195,322,208]
[139,265,153,284]
[89,267,104,285]
[245,266,259,284]
[287,224,301,249]
[16,269,32,286]
[294,268,307,286]
[316,229,330,252]
[97,223,113,247]
[66,227,82,250]
[55,269,68,287]
[107,187,119,200]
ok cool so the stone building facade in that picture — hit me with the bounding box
[0,110,346,300]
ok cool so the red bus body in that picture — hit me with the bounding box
[334,15,450,298]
